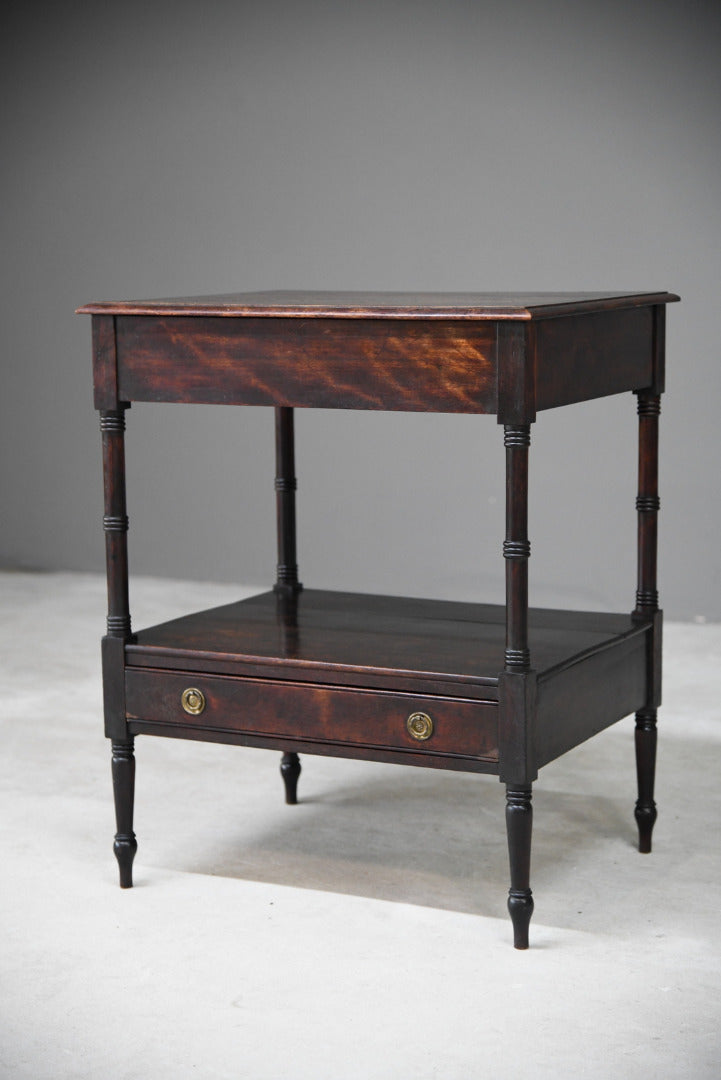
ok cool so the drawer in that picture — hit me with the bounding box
[125,669,498,763]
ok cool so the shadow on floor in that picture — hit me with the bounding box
[138,751,652,923]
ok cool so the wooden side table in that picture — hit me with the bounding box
[78,290,679,948]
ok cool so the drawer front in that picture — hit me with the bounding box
[125,669,498,762]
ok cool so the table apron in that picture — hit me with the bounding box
[115,316,498,412]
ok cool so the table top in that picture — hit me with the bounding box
[77,290,679,320]
[83,289,677,418]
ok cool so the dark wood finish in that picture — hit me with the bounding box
[100,409,131,639]
[633,390,662,852]
[124,668,500,765]
[503,425,531,672]
[102,635,129,741]
[533,307,654,410]
[92,315,119,410]
[79,292,679,418]
[650,304,666,395]
[646,609,663,709]
[498,670,537,786]
[635,708,658,853]
[100,407,133,745]
[635,393,661,614]
[77,289,678,320]
[280,752,301,805]
[274,407,302,594]
[111,740,137,888]
[113,316,498,413]
[123,589,645,693]
[506,786,534,949]
[80,289,678,947]
[128,719,499,774]
[121,590,654,780]
[274,406,303,797]
[535,628,648,767]
[497,322,534,425]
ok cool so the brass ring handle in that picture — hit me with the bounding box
[181,687,206,715]
[406,711,433,741]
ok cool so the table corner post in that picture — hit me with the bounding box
[499,419,537,947]
[633,386,662,853]
[98,397,137,885]
[273,407,303,803]
[273,406,303,597]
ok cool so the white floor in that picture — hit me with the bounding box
[1,571,719,1079]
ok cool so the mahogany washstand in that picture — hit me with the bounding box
[78,290,679,948]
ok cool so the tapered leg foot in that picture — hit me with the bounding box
[280,752,301,805]
[111,740,137,888]
[634,708,658,853]
[506,785,534,949]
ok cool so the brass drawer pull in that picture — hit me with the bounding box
[181,687,206,715]
[406,711,433,741]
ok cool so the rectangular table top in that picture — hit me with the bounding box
[80,289,677,418]
[77,290,678,320]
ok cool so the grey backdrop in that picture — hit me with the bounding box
[2,0,719,619]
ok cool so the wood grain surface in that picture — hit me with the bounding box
[78,289,679,319]
[115,315,497,412]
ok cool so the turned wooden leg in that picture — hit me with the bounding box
[634,708,658,853]
[111,739,137,887]
[502,423,535,948]
[274,407,302,596]
[101,407,136,886]
[274,410,303,808]
[506,785,534,949]
[634,390,661,854]
[280,752,301,805]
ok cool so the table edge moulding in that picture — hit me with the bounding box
[77,289,679,949]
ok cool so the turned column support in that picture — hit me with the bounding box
[274,406,302,596]
[100,406,138,883]
[503,425,531,672]
[100,408,131,639]
[635,393,661,615]
[274,407,303,803]
[501,423,535,947]
[111,739,137,887]
[280,752,301,805]
[633,391,662,853]
[506,786,534,949]
[634,708,658,853]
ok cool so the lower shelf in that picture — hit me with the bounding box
[119,588,655,772]
[125,588,645,689]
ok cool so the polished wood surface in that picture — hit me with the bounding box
[80,287,676,947]
[114,315,498,412]
[110,740,137,888]
[125,667,499,766]
[124,589,643,691]
[82,291,678,418]
[77,289,678,319]
[274,407,302,596]
[122,589,651,781]
[533,308,654,410]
